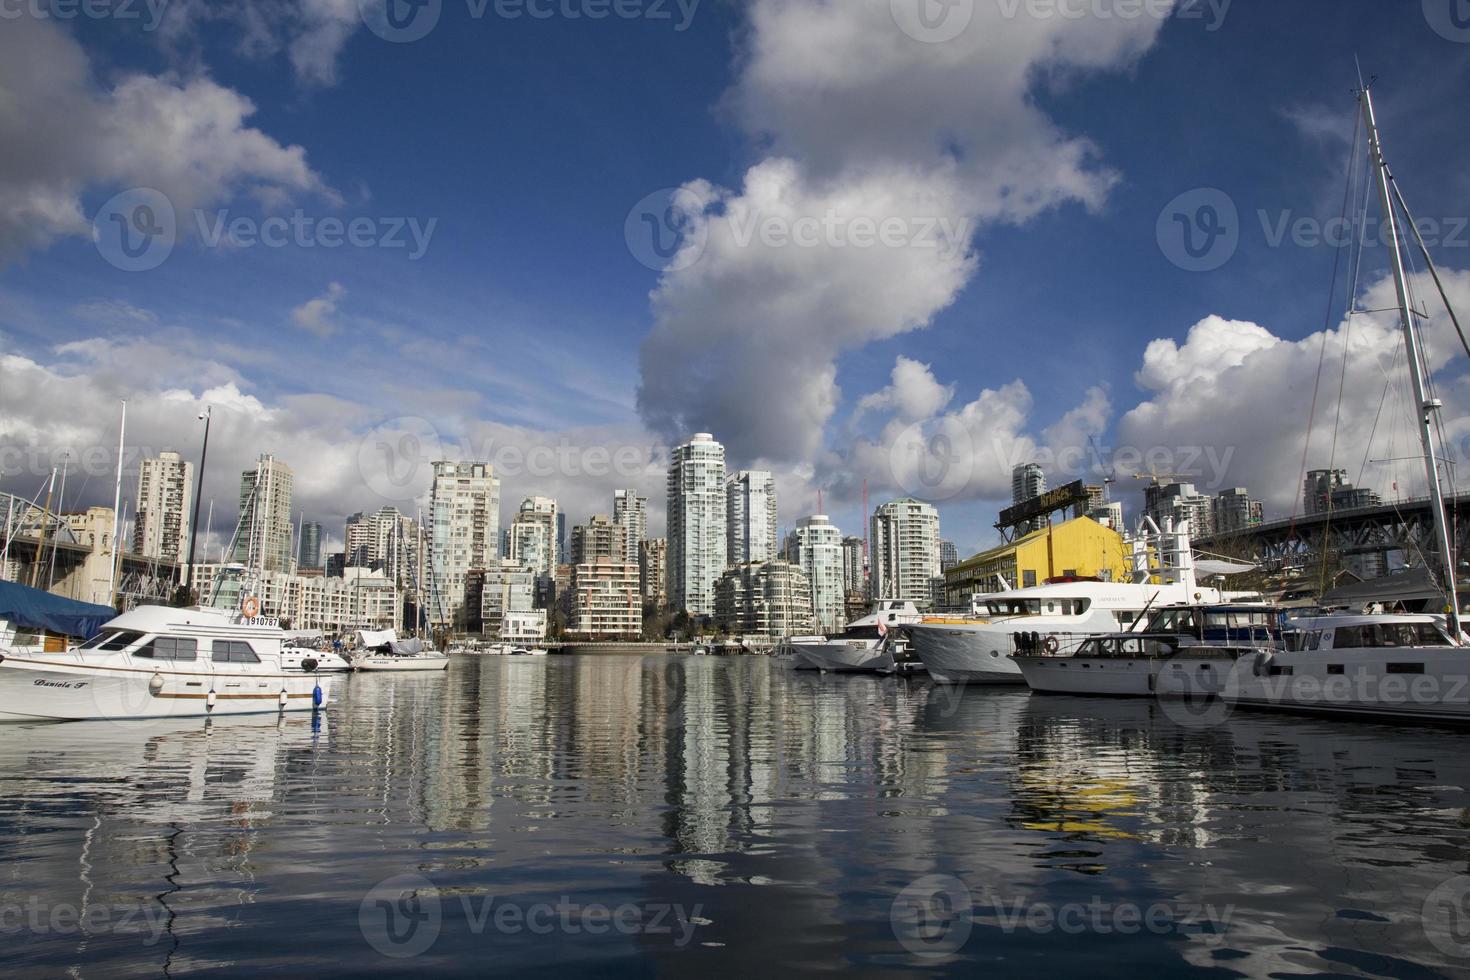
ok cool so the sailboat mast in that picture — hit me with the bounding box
[1361,85,1461,634]
[108,401,127,607]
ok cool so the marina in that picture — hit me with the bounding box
[3,655,1469,975]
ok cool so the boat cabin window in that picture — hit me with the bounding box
[77,629,146,652]
[1203,610,1274,630]
[213,641,262,664]
[134,637,198,661]
[1284,631,1325,652]
[1332,622,1450,649]
[1147,609,1200,633]
[1073,636,1176,659]
[985,599,1043,617]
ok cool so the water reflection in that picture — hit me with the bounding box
[0,658,1465,976]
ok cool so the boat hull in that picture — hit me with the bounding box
[1224,647,1470,724]
[0,654,328,722]
[907,624,1026,685]
[1015,654,1234,698]
[791,640,893,674]
[353,655,450,672]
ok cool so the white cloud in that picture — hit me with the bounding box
[0,17,330,261]
[1117,270,1470,514]
[855,356,957,424]
[637,0,1172,466]
[291,282,348,338]
[157,0,362,86]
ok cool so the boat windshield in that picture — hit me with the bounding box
[1146,608,1275,634]
[76,629,146,652]
[1072,635,1177,659]
[839,625,884,640]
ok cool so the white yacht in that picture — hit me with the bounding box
[1223,613,1470,723]
[909,520,1224,685]
[0,605,330,722]
[1013,603,1279,697]
[791,601,921,674]
[350,630,450,672]
[280,642,353,673]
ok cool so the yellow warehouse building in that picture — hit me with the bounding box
[943,517,1130,605]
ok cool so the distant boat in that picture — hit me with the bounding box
[790,600,922,674]
[350,630,449,673]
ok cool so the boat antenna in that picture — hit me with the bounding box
[1360,83,1461,636]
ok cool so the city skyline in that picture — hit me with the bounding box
[3,5,1469,560]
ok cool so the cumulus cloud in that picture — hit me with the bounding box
[1117,270,1470,514]
[854,356,956,424]
[0,17,330,261]
[637,0,1172,466]
[291,282,347,338]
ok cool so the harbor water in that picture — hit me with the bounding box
[2,655,1467,976]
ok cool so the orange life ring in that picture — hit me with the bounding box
[242,596,261,618]
[1042,636,1060,655]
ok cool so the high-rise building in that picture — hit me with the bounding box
[1145,482,1215,539]
[726,470,778,565]
[870,498,941,609]
[570,557,642,640]
[477,560,544,640]
[572,514,625,565]
[1214,488,1264,533]
[841,536,867,598]
[234,454,294,573]
[428,461,500,628]
[667,433,727,617]
[510,497,559,578]
[715,561,815,638]
[613,490,647,563]
[793,515,845,632]
[298,521,322,571]
[1011,463,1047,535]
[133,450,193,565]
[939,540,959,571]
[345,507,419,583]
[1305,469,1383,515]
[640,537,667,606]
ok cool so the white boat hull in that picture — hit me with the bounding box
[1015,654,1233,698]
[792,639,893,674]
[1224,647,1470,723]
[0,654,328,722]
[353,654,450,672]
[907,624,1026,685]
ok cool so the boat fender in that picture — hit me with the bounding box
[1043,636,1060,655]
[279,689,289,710]
[301,658,319,673]
[1252,651,1273,677]
[148,672,165,696]
[0,652,6,664]
[206,689,217,711]
[313,684,324,708]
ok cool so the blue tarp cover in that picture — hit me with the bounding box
[0,580,115,639]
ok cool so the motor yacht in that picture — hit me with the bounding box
[790,600,921,673]
[0,604,330,721]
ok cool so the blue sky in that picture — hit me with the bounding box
[3,0,1470,556]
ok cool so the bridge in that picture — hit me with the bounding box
[1194,491,1470,574]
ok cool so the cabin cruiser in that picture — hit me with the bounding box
[1223,613,1470,724]
[481,643,549,657]
[790,601,921,674]
[280,638,353,673]
[909,520,1231,684]
[0,604,330,721]
[1012,603,1280,697]
[350,629,450,672]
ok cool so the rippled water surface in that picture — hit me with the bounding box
[3,656,1469,977]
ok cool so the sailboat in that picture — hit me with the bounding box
[1222,82,1470,723]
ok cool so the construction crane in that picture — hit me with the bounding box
[1133,467,1195,486]
[1088,436,1118,495]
